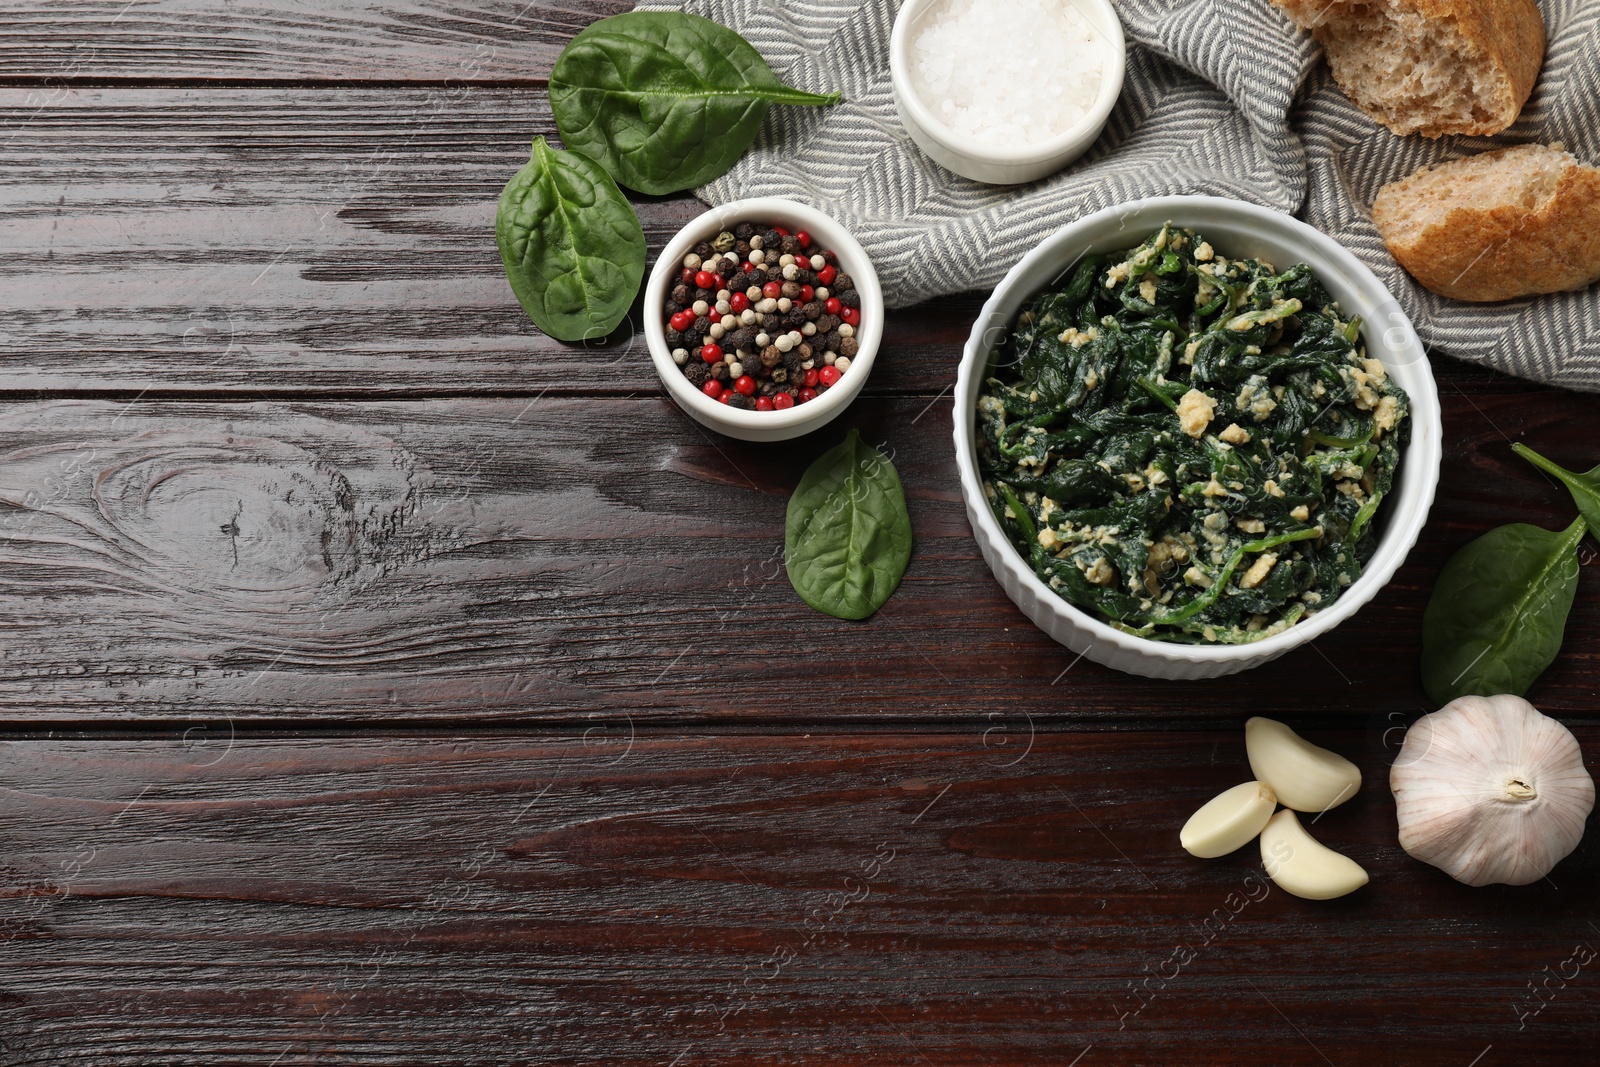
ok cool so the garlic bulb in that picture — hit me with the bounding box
[1391,695,1595,886]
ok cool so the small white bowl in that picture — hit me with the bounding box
[890,0,1125,185]
[953,196,1443,680]
[644,197,883,443]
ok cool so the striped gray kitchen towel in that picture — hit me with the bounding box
[632,0,1600,392]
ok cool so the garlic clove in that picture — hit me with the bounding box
[1181,781,1278,858]
[1259,809,1369,900]
[1391,695,1596,887]
[1245,716,1363,813]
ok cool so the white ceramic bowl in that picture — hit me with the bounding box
[953,196,1443,680]
[890,0,1125,185]
[644,197,883,443]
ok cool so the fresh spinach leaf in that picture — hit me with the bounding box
[786,430,913,621]
[496,137,645,343]
[1515,443,1600,534]
[550,12,840,196]
[1420,517,1586,705]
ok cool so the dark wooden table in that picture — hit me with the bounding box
[1,4,1597,1064]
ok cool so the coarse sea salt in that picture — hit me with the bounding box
[910,0,1105,150]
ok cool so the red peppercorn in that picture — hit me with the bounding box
[817,264,837,286]
[701,342,723,363]
[729,292,750,313]
[798,387,818,403]
[818,366,842,387]
[823,297,842,316]
[670,310,694,331]
[702,379,723,398]
[840,306,860,327]
[734,374,756,396]
[695,270,718,290]
[804,368,820,388]
[741,261,754,274]
[762,281,782,299]
[755,396,774,411]
[796,230,812,248]
[772,392,795,410]
[799,285,815,303]
[719,391,734,404]
[682,268,695,285]
[774,226,790,238]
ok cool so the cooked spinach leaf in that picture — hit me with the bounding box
[550,12,840,196]
[495,137,645,343]
[1515,443,1600,534]
[787,430,912,621]
[1420,517,1585,705]
[975,224,1410,644]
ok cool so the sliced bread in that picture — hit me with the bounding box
[1274,0,1544,138]
[1371,143,1600,302]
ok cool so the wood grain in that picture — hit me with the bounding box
[0,387,1591,726]
[0,86,975,396]
[0,2,621,84]
[1,731,1595,1065]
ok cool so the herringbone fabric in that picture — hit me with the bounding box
[635,0,1600,391]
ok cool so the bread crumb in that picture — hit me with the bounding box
[1177,389,1217,437]
[1218,423,1251,445]
[1240,552,1278,590]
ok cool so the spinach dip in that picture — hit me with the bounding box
[976,224,1410,644]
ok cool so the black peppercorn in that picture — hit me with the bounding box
[710,361,730,381]
[839,337,859,358]
[726,392,754,410]
[693,240,713,258]
[671,284,690,305]
[665,327,683,346]
[833,272,853,291]
[684,362,708,386]
[838,289,860,309]
[734,222,755,240]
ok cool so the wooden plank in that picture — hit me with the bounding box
[0,2,620,83]
[0,387,1592,725]
[2,731,1596,1063]
[0,86,974,396]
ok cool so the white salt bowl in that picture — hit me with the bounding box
[890,0,1125,185]
[952,196,1443,680]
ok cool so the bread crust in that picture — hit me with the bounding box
[1420,0,1545,136]
[1275,0,1546,137]
[1373,149,1600,302]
